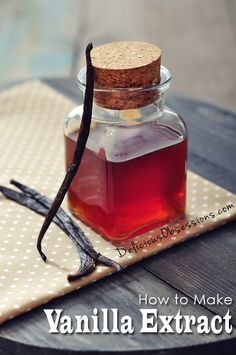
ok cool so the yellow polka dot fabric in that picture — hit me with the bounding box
[0,81,236,324]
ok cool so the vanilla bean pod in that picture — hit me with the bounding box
[11,180,95,251]
[67,251,95,281]
[37,43,94,262]
[0,186,51,217]
[0,185,95,279]
[10,180,121,272]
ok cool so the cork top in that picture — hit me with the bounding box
[89,41,162,109]
[91,41,161,90]
[91,41,161,70]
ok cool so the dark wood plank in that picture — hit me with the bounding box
[44,78,80,103]
[170,96,236,183]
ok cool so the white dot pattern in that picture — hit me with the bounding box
[0,81,236,325]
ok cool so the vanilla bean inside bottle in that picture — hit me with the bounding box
[64,41,187,241]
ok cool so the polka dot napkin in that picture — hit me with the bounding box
[0,81,236,325]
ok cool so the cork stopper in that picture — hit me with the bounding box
[91,41,161,109]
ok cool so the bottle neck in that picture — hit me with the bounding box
[90,91,166,125]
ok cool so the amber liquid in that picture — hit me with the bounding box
[65,131,187,241]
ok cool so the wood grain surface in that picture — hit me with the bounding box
[0,79,235,354]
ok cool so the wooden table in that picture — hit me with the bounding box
[0,79,236,354]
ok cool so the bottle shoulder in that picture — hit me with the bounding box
[65,104,187,162]
[66,103,186,131]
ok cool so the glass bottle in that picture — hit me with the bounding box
[64,65,187,242]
